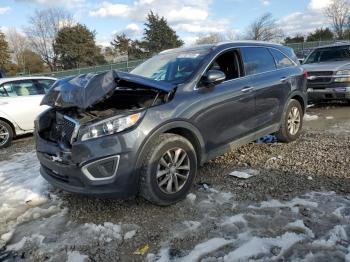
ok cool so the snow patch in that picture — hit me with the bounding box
[224,232,303,261]
[124,230,136,240]
[0,152,61,247]
[304,114,319,121]
[286,220,315,238]
[221,214,246,227]
[67,251,89,262]
[186,193,197,204]
[180,238,232,262]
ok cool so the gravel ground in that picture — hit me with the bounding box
[1,103,349,261]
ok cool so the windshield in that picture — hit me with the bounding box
[304,46,350,64]
[131,49,210,84]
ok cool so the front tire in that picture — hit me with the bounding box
[276,99,303,143]
[139,133,197,206]
[0,120,14,149]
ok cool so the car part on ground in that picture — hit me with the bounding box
[35,41,307,206]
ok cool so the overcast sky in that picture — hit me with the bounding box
[0,0,332,45]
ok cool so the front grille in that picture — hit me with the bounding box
[308,71,333,76]
[308,71,334,85]
[50,113,77,145]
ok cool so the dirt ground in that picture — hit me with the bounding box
[0,103,349,262]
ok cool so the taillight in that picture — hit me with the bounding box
[303,71,309,78]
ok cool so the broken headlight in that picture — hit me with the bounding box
[79,112,143,141]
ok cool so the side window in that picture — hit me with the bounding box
[10,80,45,96]
[240,47,276,75]
[2,83,17,97]
[208,50,242,81]
[36,79,56,93]
[269,49,294,68]
[0,86,7,97]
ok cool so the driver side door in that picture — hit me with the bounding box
[192,49,256,154]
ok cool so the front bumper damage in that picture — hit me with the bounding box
[35,126,140,198]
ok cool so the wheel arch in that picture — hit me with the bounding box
[0,117,16,136]
[289,91,307,114]
[135,120,206,171]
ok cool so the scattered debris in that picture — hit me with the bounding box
[229,169,259,179]
[307,176,313,181]
[133,244,150,255]
[256,135,277,144]
[326,116,334,120]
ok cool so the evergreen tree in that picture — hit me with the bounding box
[306,28,334,42]
[54,23,106,69]
[284,34,305,44]
[143,11,184,55]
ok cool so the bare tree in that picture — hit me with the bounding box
[195,33,225,45]
[26,8,74,71]
[325,0,350,39]
[6,28,28,72]
[245,13,284,41]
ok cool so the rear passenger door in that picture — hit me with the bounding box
[194,49,256,152]
[240,47,290,131]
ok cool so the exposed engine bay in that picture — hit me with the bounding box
[37,70,175,147]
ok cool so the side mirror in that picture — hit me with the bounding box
[201,70,226,87]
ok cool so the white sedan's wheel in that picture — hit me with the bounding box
[0,120,14,149]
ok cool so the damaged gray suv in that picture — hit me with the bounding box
[35,42,307,206]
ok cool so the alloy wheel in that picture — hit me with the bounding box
[156,147,190,194]
[0,123,10,147]
[287,106,301,136]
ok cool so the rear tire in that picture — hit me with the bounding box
[139,133,197,206]
[276,99,303,143]
[0,120,14,149]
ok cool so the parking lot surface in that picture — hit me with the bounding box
[0,104,349,261]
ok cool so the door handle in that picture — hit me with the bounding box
[241,86,254,93]
[280,77,289,83]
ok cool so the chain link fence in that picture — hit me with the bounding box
[24,59,147,79]
[22,40,350,79]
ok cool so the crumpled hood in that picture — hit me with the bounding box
[41,70,174,109]
[302,61,350,72]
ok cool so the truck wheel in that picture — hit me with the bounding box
[0,120,14,149]
[139,133,197,206]
[276,99,303,143]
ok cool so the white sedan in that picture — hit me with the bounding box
[0,76,56,148]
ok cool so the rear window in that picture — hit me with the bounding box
[240,47,276,75]
[304,46,350,64]
[269,48,295,68]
